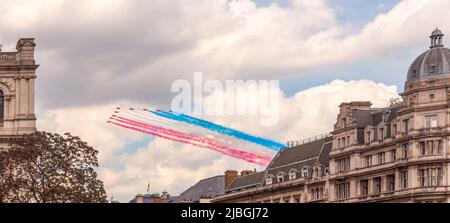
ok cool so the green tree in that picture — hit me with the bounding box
[0,131,107,203]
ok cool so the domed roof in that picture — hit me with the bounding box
[431,28,443,36]
[406,29,450,83]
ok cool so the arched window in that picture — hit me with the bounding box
[0,90,4,120]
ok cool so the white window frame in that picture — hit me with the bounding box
[378,153,385,165]
[365,155,372,167]
[289,171,297,180]
[302,168,309,178]
[277,173,285,183]
[425,115,438,128]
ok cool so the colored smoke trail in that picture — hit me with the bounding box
[119,108,281,156]
[112,116,272,165]
[119,108,243,149]
[109,118,271,166]
[150,110,286,151]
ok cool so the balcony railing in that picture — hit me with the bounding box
[287,133,332,148]
[420,127,444,134]
[0,52,17,63]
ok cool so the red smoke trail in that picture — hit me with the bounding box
[109,120,271,166]
[112,116,272,165]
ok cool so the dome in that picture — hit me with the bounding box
[431,28,443,36]
[406,29,450,83]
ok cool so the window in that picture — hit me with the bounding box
[382,112,390,123]
[437,168,443,186]
[420,140,442,156]
[360,180,369,196]
[266,177,273,185]
[429,94,435,100]
[402,143,409,159]
[342,138,346,148]
[373,177,382,194]
[427,141,434,155]
[324,167,330,175]
[312,187,324,200]
[0,90,3,121]
[379,128,385,140]
[391,150,397,162]
[419,169,427,187]
[378,153,385,165]
[400,171,408,189]
[366,131,372,143]
[430,65,436,73]
[336,182,350,200]
[277,173,285,183]
[337,157,350,173]
[364,155,372,167]
[425,116,438,128]
[420,142,426,155]
[347,136,350,146]
[403,119,410,132]
[289,171,297,180]
[342,118,347,128]
[338,138,341,148]
[436,140,442,154]
[302,168,309,178]
[419,167,443,187]
[392,124,398,137]
[387,175,395,192]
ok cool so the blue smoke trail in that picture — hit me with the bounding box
[150,110,286,151]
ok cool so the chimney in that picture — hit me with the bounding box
[224,170,238,190]
[348,101,372,110]
[16,38,36,65]
[162,191,169,200]
[135,194,144,203]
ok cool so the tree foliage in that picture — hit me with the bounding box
[0,131,107,203]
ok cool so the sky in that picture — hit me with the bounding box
[0,0,449,202]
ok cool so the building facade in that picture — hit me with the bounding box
[213,29,450,203]
[0,38,38,148]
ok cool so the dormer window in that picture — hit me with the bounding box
[266,177,273,185]
[324,167,330,175]
[277,173,285,183]
[342,118,347,128]
[314,167,319,178]
[378,128,385,140]
[289,170,297,180]
[301,168,309,178]
[382,112,390,123]
[366,131,372,143]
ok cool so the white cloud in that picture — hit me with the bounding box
[0,0,446,109]
[38,79,399,202]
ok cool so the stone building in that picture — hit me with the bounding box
[0,38,38,148]
[213,135,332,203]
[213,29,450,203]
